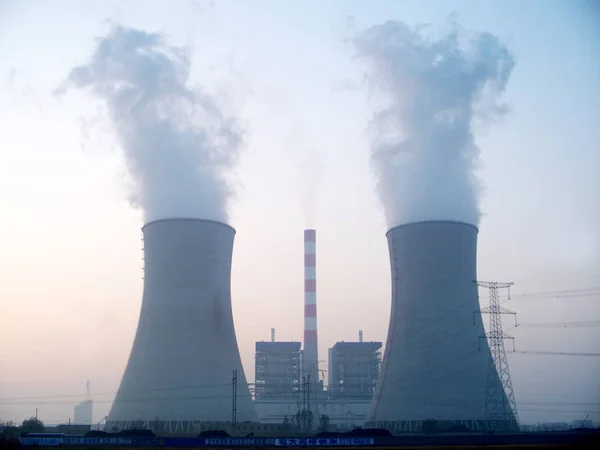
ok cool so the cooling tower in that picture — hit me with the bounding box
[106,218,257,426]
[367,221,517,433]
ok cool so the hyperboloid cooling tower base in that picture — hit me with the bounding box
[106,218,257,426]
[366,221,518,434]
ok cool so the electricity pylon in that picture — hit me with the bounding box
[475,281,519,426]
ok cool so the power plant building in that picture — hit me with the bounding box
[253,334,376,427]
[106,218,257,430]
[366,221,518,433]
[255,341,302,400]
[328,340,382,400]
[253,231,371,428]
[74,400,93,425]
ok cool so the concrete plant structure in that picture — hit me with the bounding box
[106,218,257,429]
[366,221,518,433]
[255,341,302,400]
[328,341,382,400]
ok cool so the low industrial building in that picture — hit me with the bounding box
[253,335,382,430]
[74,399,93,425]
[255,341,302,400]
[328,341,382,400]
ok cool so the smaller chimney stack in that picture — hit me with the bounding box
[271,328,275,343]
[359,330,363,343]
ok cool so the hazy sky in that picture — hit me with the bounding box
[1,0,599,426]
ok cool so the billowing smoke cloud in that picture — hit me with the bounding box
[354,20,515,228]
[55,25,242,224]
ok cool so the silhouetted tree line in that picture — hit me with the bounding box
[1,417,45,448]
[1,417,44,438]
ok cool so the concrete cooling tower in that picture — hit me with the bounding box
[106,218,257,429]
[366,221,517,433]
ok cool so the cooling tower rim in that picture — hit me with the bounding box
[142,218,236,234]
[386,220,478,237]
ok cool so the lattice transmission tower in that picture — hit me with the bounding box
[475,281,519,426]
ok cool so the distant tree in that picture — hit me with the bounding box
[318,415,330,432]
[20,417,45,434]
[1,421,20,440]
[421,419,439,435]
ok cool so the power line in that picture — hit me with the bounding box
[516,286,600,296]
[509,293,600,301]
[0,381,232,403]
[0,391,255,406]
[5,384,598,417]
[510,350,600,357]
[516,320,600,328]
[480,286,600,302]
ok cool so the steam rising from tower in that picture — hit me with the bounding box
[355,21,517,431]
[304,229,319,383]
[55,24,242,224]
[57,25,256,424]
[354,20,515,228]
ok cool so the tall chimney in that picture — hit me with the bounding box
[303,229,318,383]
[359,330,363,343]
[271,328,275,343]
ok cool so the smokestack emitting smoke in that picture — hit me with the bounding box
[304,229,319,382]
[55,25,242,224]
[353,20,515,228]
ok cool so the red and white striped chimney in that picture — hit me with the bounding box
[303,229,318,383]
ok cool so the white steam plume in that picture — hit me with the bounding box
[353,20,515,228]
[55,25,242,224]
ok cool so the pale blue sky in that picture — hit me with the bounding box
[0,0,598,425]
